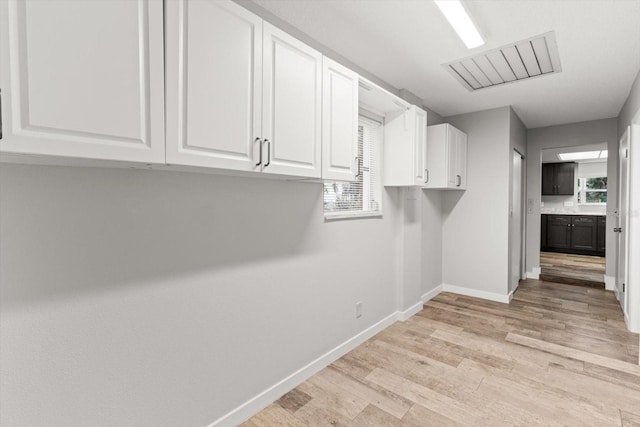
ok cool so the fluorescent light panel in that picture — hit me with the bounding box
[557,150,607,161]
[434,0,484,49]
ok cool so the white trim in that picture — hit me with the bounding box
[442,283,511,303]
[421,285,443,304]
[208,311,398,427]
[604,275,616,291]
[508,289,515,302]
[526,267,541,280]
[397,300,424,321]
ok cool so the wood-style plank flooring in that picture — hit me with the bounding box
[540,251,606,287]
[244,279,640,426]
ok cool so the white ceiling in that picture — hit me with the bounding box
[251,0,640,129]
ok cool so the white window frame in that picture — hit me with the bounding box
[323,110,383,220]
[577,177,607,205]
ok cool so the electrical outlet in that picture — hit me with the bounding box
[355,302,363,318]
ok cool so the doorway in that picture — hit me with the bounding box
[510,150,525,294]
[538,143,608,287]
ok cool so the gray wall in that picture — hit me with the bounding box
[421,108,445,298]
[442,107,512,298]
[525,118,619,279]
[618,69,640,138]
[0,165,404,426]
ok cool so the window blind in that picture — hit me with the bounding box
[323,115,382,217]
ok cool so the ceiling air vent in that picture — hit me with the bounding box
[445,31,562,91]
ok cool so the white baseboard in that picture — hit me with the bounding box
[442,283,510,304]
[421,285,443,304]
[604,275,616,291]
[209,311,398,427]
[397,285,445,321]
[397,300,424,321]
[508,289,515,302]
[526,267,541,280]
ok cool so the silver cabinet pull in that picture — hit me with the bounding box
[355,156,361,177]
[424,169,429,183]
[254,137,262,167]
[263,139,271,168]
[456,174,461,187]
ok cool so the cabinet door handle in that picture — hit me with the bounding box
[263,139,271,168]
[456,174,461,187]
[355,156,361,177]
[424,169,429,183]
[254,137,262,167]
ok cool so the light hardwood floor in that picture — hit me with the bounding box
[243,279,640,426]
[540,251,606,287]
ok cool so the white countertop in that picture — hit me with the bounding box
[541,211,606,216]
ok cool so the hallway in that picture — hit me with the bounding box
[245,279,640,426]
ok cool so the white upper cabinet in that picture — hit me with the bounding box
[321,58,359,182]
[165,2,321,178]
[261,22,322,178]
[383,105,428,186]
[165,0,262,172]
[0,0,165,163]
[424,123,467,190]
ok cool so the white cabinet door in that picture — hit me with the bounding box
[322,57,358,182]
[0,0,165,163]
[262,22,322,178]
[165,0,262,171]
[446,127,458,187]
[414,107,427,185]
[456,130,468,189]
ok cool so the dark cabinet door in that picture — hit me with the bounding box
[541,162,575,195]
[555,163,575,195]
[571,216,597,250]
[541,164,556,195]
[546,215,571,249]
[597,216,606,252]
[541,214,548,249]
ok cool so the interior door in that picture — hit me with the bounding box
[617,127,630,315]
[262,22,322,178]
[0,0,165,163]
[165,0,262,171]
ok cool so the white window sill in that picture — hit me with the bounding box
[324,211,382,221]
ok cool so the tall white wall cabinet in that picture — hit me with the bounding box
[424,123,468,190]
[0,0,166,163]
[165,0,322,179]
[322,57,359,182]
[383,106,428,187]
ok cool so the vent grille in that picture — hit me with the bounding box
[445,32,562,91]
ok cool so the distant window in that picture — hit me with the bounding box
[323,115,382,219]
[577,177,607,204]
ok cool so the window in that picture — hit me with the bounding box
[577,177,607,204]
[323,114,382,218]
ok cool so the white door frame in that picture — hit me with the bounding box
[617,127,630,321]
[627,108,640,335]
[510,149,526,295]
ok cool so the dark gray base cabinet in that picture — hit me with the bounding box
[541,214,605,256]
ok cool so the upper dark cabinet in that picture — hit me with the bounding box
[542,162,575,195]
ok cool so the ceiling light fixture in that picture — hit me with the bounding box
[434,0,484,49]
[557,150,607,161]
